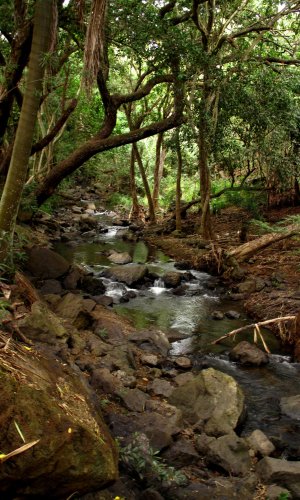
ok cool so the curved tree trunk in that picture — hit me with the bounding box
[0,0,54,262]
[129,145,141,220]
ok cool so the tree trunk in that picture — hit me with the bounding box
[228,224,300,262]
[129,145,141,220]
[175,128,182,231]
[0,0,54,262]
[152,132,166,212]
[133,143,156,224]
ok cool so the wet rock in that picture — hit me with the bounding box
[149,379,174,398]
[162,271,182,288]
[169,368,245,436]
[225,310,241,319]
[0,349,118,499]
[280,394,300,420]
[205,432,251,476]
[161,438,200,467]
[174,356,192,369]
[107,250,132,265]
[256,456,300,496]
[246,429,275,457]
[19,301,68,344]
[81,275,106,295]
[174,261,192,270]
[119,388,150,412]
[229,341,269,366]
[140,353,159,366]
[104,264,148,286]
[25,246,70,279]
[211,310,224,320]
[39,279,63,295]
[129,330,170,356]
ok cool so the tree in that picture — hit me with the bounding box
[0,0,55,262]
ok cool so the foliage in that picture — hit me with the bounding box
[119,433,186,486]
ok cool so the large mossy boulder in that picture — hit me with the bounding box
[0,343,118,498]
[168,368,245,436]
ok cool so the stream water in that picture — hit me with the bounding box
[56,213,300,457]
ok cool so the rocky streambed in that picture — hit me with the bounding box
[1,191,300,499]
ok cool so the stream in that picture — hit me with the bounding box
[55,212,300,457]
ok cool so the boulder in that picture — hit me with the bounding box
[174,356,192,369]
[149,379,174,398]
[19,301,68,344]
[225,310,241,320]
[55,293,96,329]
[129,329,170,356]
[0,344,118,498]
[119,388,150,412]
[25,247,70,279]
[229,341,269,366]
[108,250,132,265]
[81,275,106,295]
[204,432,251,476]
[169,368,245,436]
[161,438,200,467]
[256,457,300,497]
[246,429,275,457]
[280,394,300,420]
[211,310,224,320]
[103,264,148,286]
[162,271,182,288]
[38,279,63,295]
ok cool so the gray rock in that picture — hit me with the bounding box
[72,205,82,214]
[256,456,300,495]
[169,368,245,436]
[229,341,269,366]
[55,293,96,329]
[91,368,123,394]
[280,394,300,420]
[246,429,275,456]
[25,247,70,279]
[149,379,174,398]
[205,432,251,476]
[265,484,291,499]
[113,370,136,388]
[104,264,148,286]
[119,388,150,412]
[129,330,170,356]
[108,250,132,265]
[175,372,195,386]
[162,438,200,467]
[145,400,183,428]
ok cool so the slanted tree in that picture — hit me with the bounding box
[0,0,55,262]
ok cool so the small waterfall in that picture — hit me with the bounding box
[153,277,165,288]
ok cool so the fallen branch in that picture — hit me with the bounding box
[212,315,297,350]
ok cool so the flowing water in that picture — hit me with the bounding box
[56,213,300,456]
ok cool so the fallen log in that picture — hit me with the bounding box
[228,224,299,262]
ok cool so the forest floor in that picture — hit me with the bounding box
[146,204,300,350]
